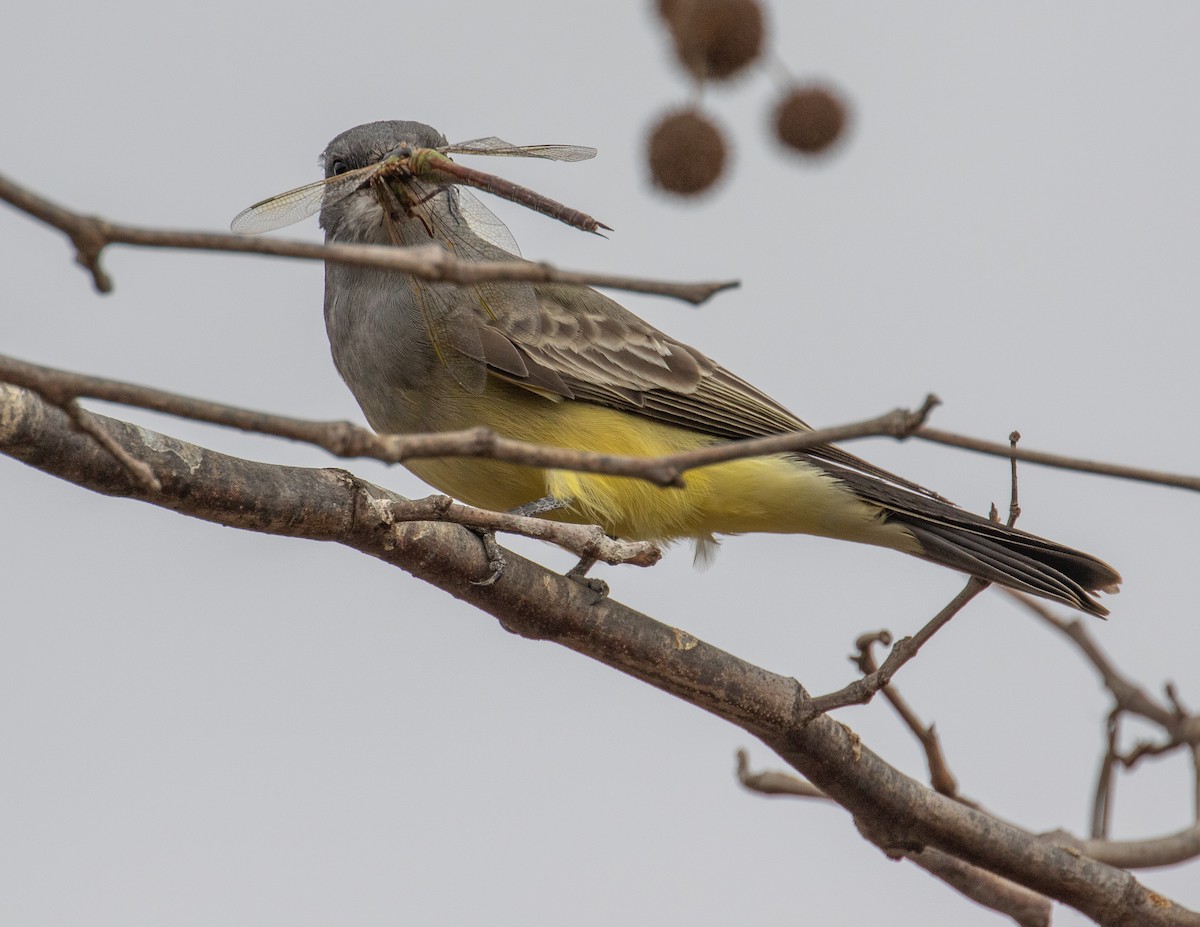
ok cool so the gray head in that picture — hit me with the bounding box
[318,120,449,242]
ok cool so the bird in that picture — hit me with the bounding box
[315,119,1121,616]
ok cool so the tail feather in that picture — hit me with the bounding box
[892,513,1120,617]
[811,458,1121,616]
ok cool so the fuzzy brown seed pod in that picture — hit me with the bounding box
[647,109,727,195]
[661,0,765,82]
[655,0,680,21]
[774,85,848,155]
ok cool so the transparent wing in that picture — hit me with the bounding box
[230,163,378,234]
[381,173,542,393]
[443,136,597,162]
[450,186,522,257]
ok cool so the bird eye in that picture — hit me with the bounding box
[330,159,351,176]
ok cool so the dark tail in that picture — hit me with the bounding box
[890,511,1121,617]
[810,457,1121,616]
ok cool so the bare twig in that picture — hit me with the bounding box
[0,172,734,304]
[1014,592,1187,731]
[62,399,161,492]
[1007,430,1022,527]
[735,749,827,798]
[797,578,990,720]
[917,426,1200,493]
[1012,591,1200,870]
[6,352,1200,504]
[851,632,960,797]
[0,354,941,488]
[905,848,1052,927]
[1193,743,1200,825]
[3,385,1197,924]
[737,748,1051,924]
[386,494,660,569]
[1093,710,1121,839]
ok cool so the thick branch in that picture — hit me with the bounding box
[2,384,1194,925]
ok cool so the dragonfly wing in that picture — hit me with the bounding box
[444,137,597,162]
[408,276,489,394]
[453,187,522,258]
[230,165,377,234]
[394,175,543,374]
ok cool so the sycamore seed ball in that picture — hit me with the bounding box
[774,85,847,155]
[661,0,765,82]
[647,109,727,196]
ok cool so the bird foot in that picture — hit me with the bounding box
[469,527,507,586]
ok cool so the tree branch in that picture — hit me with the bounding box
[736,751,1053,925]
[388,494,660,570]
[850,631,962,797]
[904,847,1053,927]
[1013,591,1200,872]
[3,384,1195,925]
[0,172,734,304]
[917,426,1200,494]
[796,579,989,720]
[0,352,940,487]
[8,351,1197,507]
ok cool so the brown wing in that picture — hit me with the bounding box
[460,282,950,504]
[453,282,1121,614]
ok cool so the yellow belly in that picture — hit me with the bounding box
[395,378,916,553]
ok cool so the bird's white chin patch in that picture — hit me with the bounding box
[334,192,390,243]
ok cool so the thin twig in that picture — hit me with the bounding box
[63,399,161,492]
[1007,430,1022,527]
[1092,710,1120,839]
[1012,590,1200,869]
[386,494,660,569]
[1193,743,1200,825]
[852,632,960,797]
[1012,592,1183,730]
[917,426,1200,493]
[737,745,1051,924]
[0,355,941,487]
[6,352,1199,500]
[796,578,990,720]
[4,386,1197,922]
[734,749,827,799]
[0,173,734,304]
[904,848,1052,927]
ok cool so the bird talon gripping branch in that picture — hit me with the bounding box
[469,527,507,586]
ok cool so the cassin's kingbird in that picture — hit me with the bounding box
[314,120,1120,615]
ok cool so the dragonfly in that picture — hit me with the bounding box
[230,135,609,393]
[230,137,609,238]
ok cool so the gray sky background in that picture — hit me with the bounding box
[3,3,1199,924]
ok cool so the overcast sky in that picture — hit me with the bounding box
[3,3,1199,924]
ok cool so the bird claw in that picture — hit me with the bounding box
[566,556,608,601]
[469,527,507,586]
